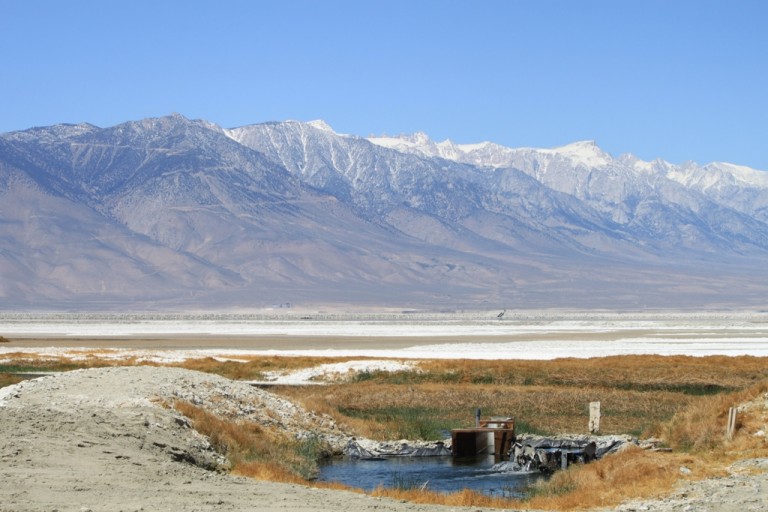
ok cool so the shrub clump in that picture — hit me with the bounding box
[653,379,768,453]
[0,373,24,389]
[172,400,327,481]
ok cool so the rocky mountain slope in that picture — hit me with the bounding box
[2,114,767,310]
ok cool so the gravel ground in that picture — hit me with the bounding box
[613,458,768,511]
[0,367,500,512]
[0,366,766,512]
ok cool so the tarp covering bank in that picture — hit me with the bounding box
[344,439,452,459]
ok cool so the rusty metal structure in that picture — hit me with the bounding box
[451,417,516,459]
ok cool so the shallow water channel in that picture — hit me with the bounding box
[318,455,545,498]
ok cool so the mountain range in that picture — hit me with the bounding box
[1,113,767,311]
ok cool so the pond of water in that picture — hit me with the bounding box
[317,455,545,498]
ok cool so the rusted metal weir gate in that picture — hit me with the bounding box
[451,417,515,459]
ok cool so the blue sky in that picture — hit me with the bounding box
[2,0,766,169]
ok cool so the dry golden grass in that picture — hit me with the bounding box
[279,381,700,438]
[364,448,716,511]
[0,372,24,388]
[233,460,308,483]
[345,385,768,511]
[272,357,768,509]
[654,379,768,454]
[409,355,768,392]
[275,355,768,439]
[172,400,323,480]
[168,355,368,381]
[0,352,366,380]
[0,352,134,374]
[3,351,767,510]
[522,446,722,510]
[361,448,721,511]
[173,400,265,457]
[371,485,512,508]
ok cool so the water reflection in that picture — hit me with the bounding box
[318,455,544,498]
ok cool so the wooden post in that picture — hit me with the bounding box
[589,402,601,434]
[726,407,737,440]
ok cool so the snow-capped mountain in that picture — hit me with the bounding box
[1,114,767,310]
[368,131,768,250]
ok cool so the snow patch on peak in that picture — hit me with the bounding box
[565,139,598,147]
[448,141,494,153]
[193,118,225,134]
[367,132,438,155]
[545,140,612,167]
[629,158,657,174]
[306,120,336,133]
[704,162,768,188]
[367,132,499,162]
[368,131,432,145]
[431,139,496,162]
[369,132,614,169]
[405,131,432,145]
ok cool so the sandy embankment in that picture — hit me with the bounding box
[0,366,486,512]
[1,365,767,512]
[2,317,768,512]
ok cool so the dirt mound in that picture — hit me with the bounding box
[0,366,465,512]
[1,366,765,512]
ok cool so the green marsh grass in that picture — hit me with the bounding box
[3,351,768,510]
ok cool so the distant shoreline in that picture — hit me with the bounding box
[2,311,768,359]
[4,334,768,362]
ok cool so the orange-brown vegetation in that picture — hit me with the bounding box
[0,352,357,381]
[168,355,368,381]
[272,356,768,509]
[0,373,23,388]
[409,355,767,393]
[523,446,723,510]
[298,381,767,511]
[276,355,768,438]
[284,381,689,437]
[172,400,324,480]
[655,379,768,455]
[361,448,722,510]
[0,352,134,373]
[2,351,767,510]
[371,485,513,508]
